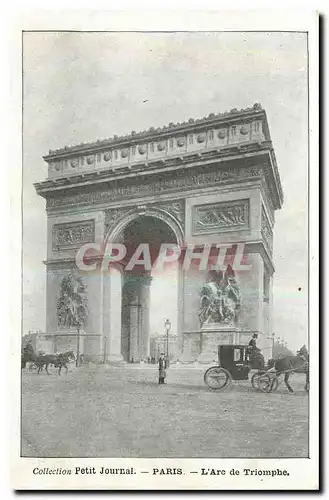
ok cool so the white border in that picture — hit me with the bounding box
[9,9,319,491]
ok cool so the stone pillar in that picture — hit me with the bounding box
[129,304,140,362]
[238,253,264,333]
[123,274,140,362]
[122,272,152,362]
[177,262,184,357]
[102,265,124,363]
[138,273,152,360]
[121,303,130,362]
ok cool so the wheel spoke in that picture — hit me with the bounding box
[258,373,277,393]
[204,367,230,390]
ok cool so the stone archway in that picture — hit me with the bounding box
[105,204,185,248]
[102,206,185,363]
[37,105,283,363]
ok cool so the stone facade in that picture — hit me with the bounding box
[35,104,283,362]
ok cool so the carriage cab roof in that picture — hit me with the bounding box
[218,344,249,350]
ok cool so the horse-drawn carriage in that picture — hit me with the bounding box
[21,342,75,375]
[204,344,279,393]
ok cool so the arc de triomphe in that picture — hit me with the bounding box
[35,103,283,363]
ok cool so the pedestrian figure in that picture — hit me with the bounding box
[158,353,166,384]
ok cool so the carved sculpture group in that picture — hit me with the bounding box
[199,267,241,326]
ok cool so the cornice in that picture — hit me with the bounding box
[44,103,266,160]
[36,143,270,194]
[39,145,267,194]
[36,150,282,214]
[36,104,283,213]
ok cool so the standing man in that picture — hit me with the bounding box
[158,353,166,384]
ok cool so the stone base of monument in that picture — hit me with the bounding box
[104,354,125,365]
[180,332,202,363]
[197,323,239,364]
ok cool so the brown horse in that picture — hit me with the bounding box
[271,346,309,393]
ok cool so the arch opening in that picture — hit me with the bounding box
[115,215,181,363]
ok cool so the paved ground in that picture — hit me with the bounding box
[21,364,308,458]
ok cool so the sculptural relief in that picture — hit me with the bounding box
[157,200,185,226]
[46,167,262,210]
[52,220,95,250]
[199,267,241,326]
[193,200,249,234]
[104,207,134,236]
[261,206,273,252]
[240,124,250,135]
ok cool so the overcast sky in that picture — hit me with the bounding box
[23,31,308,350]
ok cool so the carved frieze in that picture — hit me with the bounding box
[192,200,249,235]
[52,220,95,251]
[261,206,273,252]
[47,166,263,210]
[104,207,133,236]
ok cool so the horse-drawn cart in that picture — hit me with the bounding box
[204,344,279,393]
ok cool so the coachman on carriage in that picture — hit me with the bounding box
[246,333,265,370]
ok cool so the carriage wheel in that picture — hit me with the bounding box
[251,371,264,391]
[258,373,279,393]
[204,366,232,390]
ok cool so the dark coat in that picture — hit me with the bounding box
[158,357,166,378]
[248,338,257,349]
